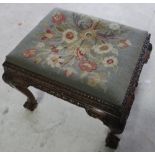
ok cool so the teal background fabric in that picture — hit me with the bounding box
[6,8,148,106]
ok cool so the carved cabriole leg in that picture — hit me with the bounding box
[85,107,125,149]
[16,85,38,111]
[105,128,121,149]
[104,119,125,149]
[2,70,38,111]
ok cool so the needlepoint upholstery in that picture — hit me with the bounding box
[6,8,148,106]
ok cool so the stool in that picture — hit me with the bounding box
[2,8,152,149]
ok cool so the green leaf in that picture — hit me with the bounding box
[56,26,64,32]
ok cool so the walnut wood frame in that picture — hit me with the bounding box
[2,34,152,149]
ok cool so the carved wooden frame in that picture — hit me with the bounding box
[2,34,152,149]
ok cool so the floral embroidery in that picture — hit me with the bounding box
[80,29,96,41]
[79,61,97,72]
[34,57,42,64]
[41,29,55,40]
[75,47,87,60]
[109,23,120,31]
[23,10,132,89]
[87,73,107,87]
[93,43,113,54]
[47,54,64,68]
[117,39,132,48]
[62,29,78,43]
[50,45,60,53]
[23,49,36,58]
[36,42,45,48]
[64,67,77,77]
[102,56,118,68]
[52,12,65,25]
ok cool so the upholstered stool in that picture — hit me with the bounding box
[2,8,152,149]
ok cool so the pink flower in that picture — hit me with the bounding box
[64,67,76,77]
[76,47,86,60]
[102,56,118,67]
[50,45,59,53]
[41,29,55,40]
[79,61,97,72]
[52,12,65,25]
[23,49,36,58]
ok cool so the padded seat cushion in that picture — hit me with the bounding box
[6,8,148,106]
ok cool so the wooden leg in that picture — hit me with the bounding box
[15,85,38,111]
[105,129,120,149]
[2,71,38,111]
[84,107,124,149]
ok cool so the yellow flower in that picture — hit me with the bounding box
[93,43,113,54]
[34,57,42,64]
[87,73,101,87]
[80,30,96,40]
[46,54,64,68]
[117,39,132,48]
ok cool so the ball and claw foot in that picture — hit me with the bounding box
[105,132,120,149]
[23,100,38,111]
